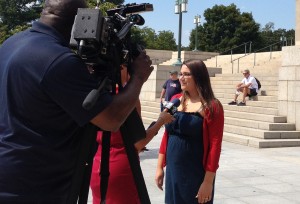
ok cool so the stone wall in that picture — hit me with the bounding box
[296,0,300,45]
[278,46,300,130]
[145,49,173,65]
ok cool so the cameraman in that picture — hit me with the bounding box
[0,0,153,203]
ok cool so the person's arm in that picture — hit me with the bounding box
[160,88,166,102]
[91,53,153,131]
[155,129,168,190]
[135,99,142,117]
[197,101,224,203]
[236,82,243,88]
[155,153,165,190]
[196,171,215,203]
[134,111,173,151]
[243,83,252,88]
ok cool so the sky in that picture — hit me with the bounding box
[124,0,296,46]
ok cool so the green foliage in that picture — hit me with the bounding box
[155,31,177,50]
[0,0,41,30]
[131,27,176,50]
[131,26,147,48]
[91,0,124,5]
[0,23,30,44]
[0,24,9,44]
[190,4,260,53]
[0,0,41,43]
[87,1,117,14]
[257,24,295,51]
[138,27,157,49]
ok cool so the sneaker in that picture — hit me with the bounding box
[237,102,246,106]
[228,101,237,105]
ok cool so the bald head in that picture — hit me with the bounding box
[40,0,87,40]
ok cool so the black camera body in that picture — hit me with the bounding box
[70,3,153,78]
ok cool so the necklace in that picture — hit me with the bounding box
[184,98,202,111]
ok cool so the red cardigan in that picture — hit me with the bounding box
[159,93,224,173]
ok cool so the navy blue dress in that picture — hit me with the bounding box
[165,111,213,204]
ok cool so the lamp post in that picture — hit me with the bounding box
[173,0,188,66]
[193,15,201,52]
[280,35,287,47]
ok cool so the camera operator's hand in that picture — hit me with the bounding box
[131,52,153,83]
[91,52,154,131]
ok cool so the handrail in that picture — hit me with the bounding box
[215,41,252,67]
[230,40,282,73]
[252,40,282,53]
[220,41,252,55]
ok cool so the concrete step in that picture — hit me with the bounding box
[223,132,300,148]
[141,111,159,120]
[244,100,277,108]
[142,117,156,125]
[212,76,278,81]
[219,99,278,109]
[225,117,295,131]
[210,80,278,86]
[141,105,161,114]
[224,124,300,139]
[224,110,286,123]
[140,100,160,107]
[223,104,278,115]
[214,88,278,96]
[212,84,278,91]
[215,93,277,102]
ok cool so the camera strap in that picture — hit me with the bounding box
[100,131,111,204]
[99,110,150,204]
[120,109,151,204]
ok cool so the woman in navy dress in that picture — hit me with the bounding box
[155,59,224,204]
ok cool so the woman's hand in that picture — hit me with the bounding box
[155,167,165,191]
[196,181,213,203]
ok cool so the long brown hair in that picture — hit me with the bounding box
[181,59,221,115]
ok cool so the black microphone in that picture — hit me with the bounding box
[147,98,180,130]
[162,98,180,115]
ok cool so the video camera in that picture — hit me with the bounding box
[70,3,153,110]
[70,3,153,78]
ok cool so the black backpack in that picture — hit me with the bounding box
[254,77,261,90]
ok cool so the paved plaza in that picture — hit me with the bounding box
[88,126,300,204]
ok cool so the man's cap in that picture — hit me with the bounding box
[169,70,178,75]
[242,69,250,74]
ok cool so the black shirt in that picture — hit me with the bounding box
[0,21,112,202]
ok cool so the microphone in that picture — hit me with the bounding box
[147,98,180,130]
[162,98,180,115]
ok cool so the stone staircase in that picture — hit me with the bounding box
[212,73,300,148]
[140,51,300,148]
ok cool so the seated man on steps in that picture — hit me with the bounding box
[228,69,259,106]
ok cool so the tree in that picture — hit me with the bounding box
[0,0,42,43]
[190,4,260,53]
[87,1,118,14]
[132,27,177,50]
[0,23,9,43]
[89,0,124,5]
[131,26,147,48]
[139,27,157,49]
[155,31,177,50]
[256,22,295,52]
[0,0,41,30]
